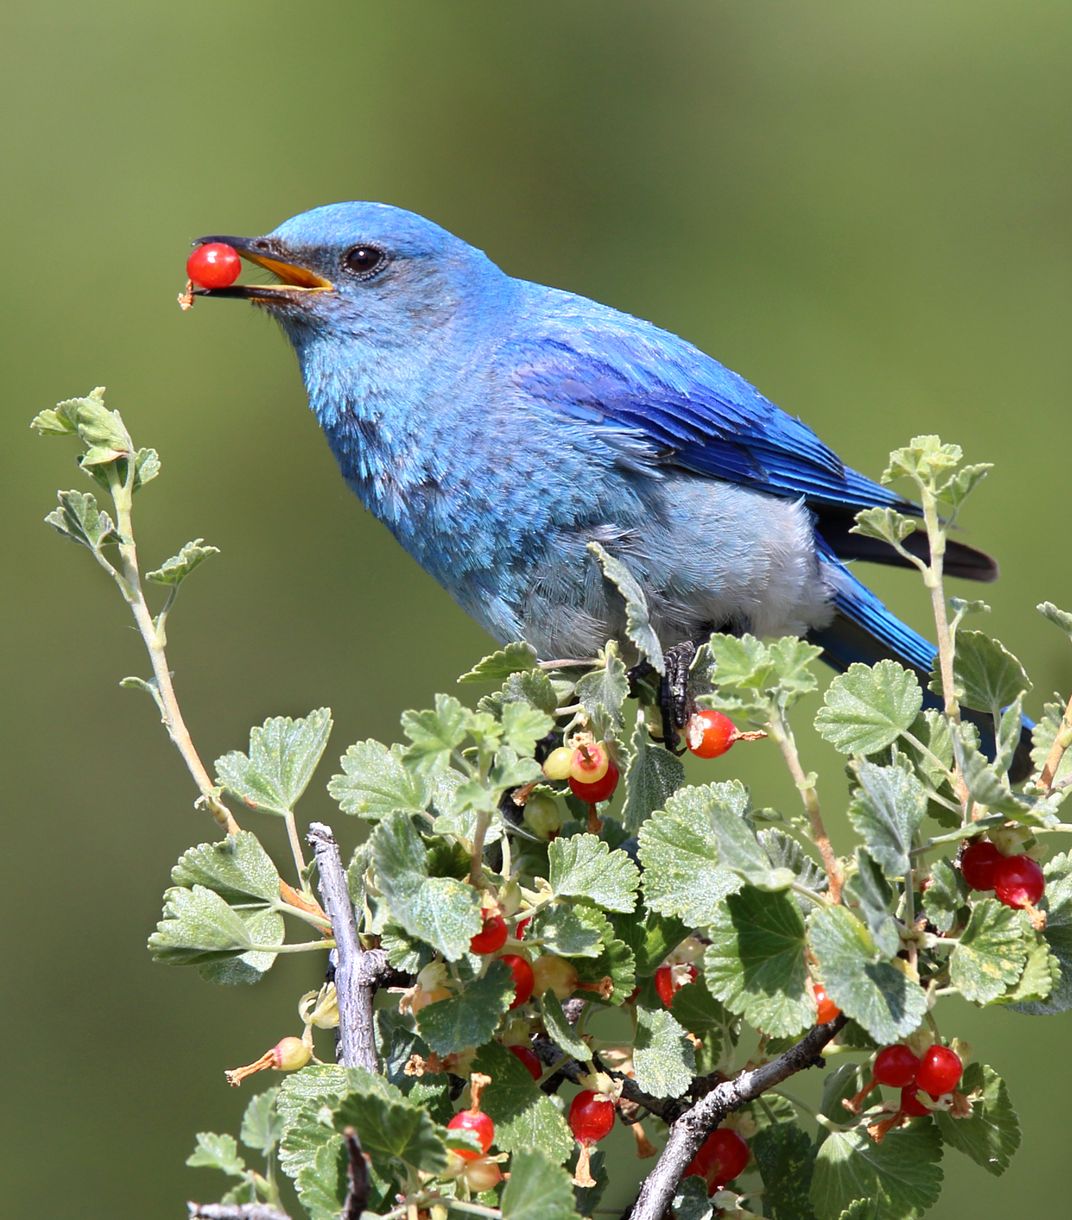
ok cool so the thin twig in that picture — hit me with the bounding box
[343,1126,370,1220]
[1040,689,1072,792]
[187,1205,291,1220]
[308,822,380,1072]
[106,465,238,834]
[624,1016,846,1220]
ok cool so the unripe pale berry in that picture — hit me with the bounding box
[542,747,573,781]
[533,954,579,1000]
[524,793,564,837]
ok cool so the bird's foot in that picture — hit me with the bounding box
[628,642,699,754]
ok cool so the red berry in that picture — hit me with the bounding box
[813,983,841,1025]
[470,913,509,955]
[654,962,697,1008]
[569,758,620,803]
[916,1045,963,1098]
[508,1045,542,1081]
[570,741,611,784]
[186,242,241,290]
[993,854,1045,909]
[685,1128,750,1192]
[515,916,531,940]
[960,839,1004,891]
[873,1045,921,1088]
[568,1089,616,1145]
[499,954,535,1008]
[447,1109,495,1159]
[686,709,738,759]
[899,1086,931,1118]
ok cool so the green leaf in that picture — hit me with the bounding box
[621,713,686,834]
[1013,851,1072,1014]
[1038,601,1072,642]
[195,906,287,985]
[1002,939,1058,1005]
[759,829,828,900]
[531,903,605,957]
[370,812,482,960]
[843,849,900,960]
[933,1063,1020,1176]
[943,631,1030,718]
[611,907,688,978]
[401,694,471,771]
[215,709,333,817]
[850,507,921,547]
[33,388,132,453]
[132,446,161,490]
[937,461,992,515]
[45,489,115,550]
[704,887,812,1036]
[146,538,219,586]
[474,1042,575,1164]
[638,783,746,925]
[753,1121,819,1220]
[632,1004,696,1097]
[574,911,636,1003]
[328,739,431,820]
[847,762,927,878]
[501,700,554,755]
[921,859,962,934]
[548,833,639,912]
[699,634,819,712]
[240,1087,283,1157]
[588,540,665,673]
[170,831,281,904]
[540,991,590,1061]
[816,661,923,756]
[703,795,795,893]
[333,1089,447,1179]
[500,1148,581,1220]
[672,1174,714,1220]
[949,899,1030,1003]
[148,884,283,975]
[187,1132,246,1177]
[669,979,729,1050]
[1030,701,1072,789]
[575,642,630,737]
[417,960,514,1053]
[458,641,539,683]
[808,906,927,1043]
[882,434,963,487]
[810,1122,943,1220]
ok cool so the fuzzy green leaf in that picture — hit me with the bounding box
[45,489,115,550]
[474,1042,574,1163]
[1014,851,1072,1014]
[371,812,482,960]
[933,1062,1019,1176]
[621,713,686,834]
[539,991,590,1061]
[146,538,219,586]
[810,1122,943,1220]
[753,1121,818,1220]
[632,1004,696,1098]
[943,631,1030,718]
[148,885,282,973]
[575,641,630,737]
[1038,601,1072,641]
[531,903,605,957]
[501,701,554,755]
[637,783,746,924]
[240,1087,283,1157]
[815,662,923,756]
[847,762,927,878]
[611,908,689,978]
[500,1148,582,1220]
[328,739,431,820]
[333,1090,448,1179]
[672,1174,714,1220]
[704,887,812,1036]
[574,913,636,1004]
[170,831,281,904]
[1003,939,1058,1006]
[400,694,471,771]
[808,906,926,1043]
[187,1131,246,1177]
[882,434,962,486]
[588,541,665,673]
[950,899,1031,1003]
[843,849,899,960]
[921,859,962,934]
[548,833,639,912]
[215,709,332,818]
[458,642,539,683]
[850,507,921,547]
[417,960,514,1053]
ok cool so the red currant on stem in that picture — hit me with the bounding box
[843,1044,920,1113]
[686,710,738,758]
[470,912,509,955]
[916,1045,963,1098]
[654,962,697,1008]
[813,982,841,1025]
[186,242,242,290]
[499,953,535,1008]
[447,1073,495,1160]
[569,758,620,803]
[960,839,1004,891]
[899,1087,931,1118]
[569,1088,617,1187]
[993,854,1045,914]
[684,1128,750,1193]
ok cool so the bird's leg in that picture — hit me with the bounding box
[658,640,698,754]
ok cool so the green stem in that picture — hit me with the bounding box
[283,809,310,890]
[248,938,335,954]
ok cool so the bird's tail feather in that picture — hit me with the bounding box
[811,552,1034,780]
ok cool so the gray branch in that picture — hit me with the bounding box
[625,1015,846,1220]
[187,1205,291,1220]
[308,822,384,1073]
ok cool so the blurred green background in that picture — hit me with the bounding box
[3,1,1070,1215]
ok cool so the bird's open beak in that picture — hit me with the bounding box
[190,235,334,301]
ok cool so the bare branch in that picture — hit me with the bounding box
[187,1204,290,1220]
[308,822,380,1072]
[343,1126,370,1220]
[625,1016,846,1220]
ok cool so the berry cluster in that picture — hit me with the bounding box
[961,838,1045,911]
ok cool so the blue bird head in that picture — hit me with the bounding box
[192,201,507,351]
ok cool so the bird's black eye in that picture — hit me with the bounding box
[343,245,387,278]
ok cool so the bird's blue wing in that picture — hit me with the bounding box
[509,300,914,514]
